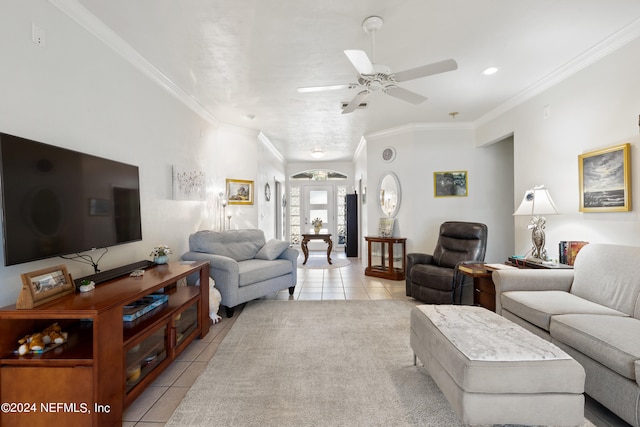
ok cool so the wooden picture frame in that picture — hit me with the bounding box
[578,143,631,212]
[226,179,254,205]
[434,171,468,197]
[17,265,74,309]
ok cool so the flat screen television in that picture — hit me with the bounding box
[0,132,142,266]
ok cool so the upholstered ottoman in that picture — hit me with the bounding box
[410,305,585,426]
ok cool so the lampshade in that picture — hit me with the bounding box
[513,185,559,216]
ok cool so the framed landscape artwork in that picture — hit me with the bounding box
[578,143,631,212]
[226,179,254,205]
[434,171,468,197]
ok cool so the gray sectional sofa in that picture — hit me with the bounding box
[492,243,640,427]
[182,229,298,317]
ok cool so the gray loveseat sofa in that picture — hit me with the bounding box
[492,243,640,426]
[182,229,298,317]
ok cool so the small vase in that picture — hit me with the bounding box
[313,226,321,234]
[154,255,169,265]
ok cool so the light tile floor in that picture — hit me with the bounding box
[122,251,628,427]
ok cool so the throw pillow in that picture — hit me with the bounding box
[255,239,290,260]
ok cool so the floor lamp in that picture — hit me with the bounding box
[513,185,559,261]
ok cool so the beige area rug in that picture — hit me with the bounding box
[166,300,596,427]
[297,255,351,269]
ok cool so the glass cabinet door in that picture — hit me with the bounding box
[125,325,167,393]
[365,237,407,281]
[174,301,199,347]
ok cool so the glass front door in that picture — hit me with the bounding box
[304,185,334,250]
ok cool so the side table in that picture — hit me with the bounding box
[364,236,407,280]
[301,233,333,265]
[458,264,496,311]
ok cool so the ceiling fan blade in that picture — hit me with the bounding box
[344,49,375,75]
[342,90,369,114]
[297,84,352,93]
[392,59,458,82]
[385,86,427,104]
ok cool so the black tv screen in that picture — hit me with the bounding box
[0,132,142,266]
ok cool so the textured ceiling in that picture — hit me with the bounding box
[62,0,640,162]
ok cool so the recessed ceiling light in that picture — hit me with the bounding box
[482,67,499,76]
[310,148,325,159]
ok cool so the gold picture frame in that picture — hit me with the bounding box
[434,171,468,197]
[578,143,631,212]
[17,265,74,309]
[226,179,254,205]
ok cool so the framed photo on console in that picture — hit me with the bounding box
[578,143,631,212]
[17,265,74,309]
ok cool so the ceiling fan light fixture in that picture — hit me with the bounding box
[310,148,325,159]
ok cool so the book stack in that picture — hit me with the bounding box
[123,294,169,322]
[558,241,589,265]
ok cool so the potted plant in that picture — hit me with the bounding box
[311,218,323,234]
[150,245,172,264]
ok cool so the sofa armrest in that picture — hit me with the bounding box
[406,253,435,296]
[407,253,434,266]
[492,269,575,314]
[278,247,299,286]
[181,251,240,287]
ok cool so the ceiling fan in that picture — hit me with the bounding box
[297,16,458,114]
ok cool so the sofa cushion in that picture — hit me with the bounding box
[255,239,290,260]
[570,243,640,317]
[501,291,627,331]
[238,259,293,287]
[189,229,265,261]
[551,314,640,381]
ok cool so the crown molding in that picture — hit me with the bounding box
[475,16,640,127]
[353,136,367,161]
[49,0,219,126]
[258,132,285,163]
[364,122,474,140]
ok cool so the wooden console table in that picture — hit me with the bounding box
[0,261,209,426]
[301,233,333,265]
[365,236,406,280]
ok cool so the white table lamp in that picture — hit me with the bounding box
[513,185,559,261]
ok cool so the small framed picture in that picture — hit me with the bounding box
[17,265,75,309]
[434,171,468,197]
[226,179,254,205]
[578,143,631,212]
[378,218,395,237]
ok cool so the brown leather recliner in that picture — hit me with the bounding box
[406,221,488,305]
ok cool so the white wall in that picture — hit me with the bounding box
[257,134,286,240]
[0,2,284,307]
[365,125,514,263]
[477,36,640,257]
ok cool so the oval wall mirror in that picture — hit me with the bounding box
[379,172,401,217]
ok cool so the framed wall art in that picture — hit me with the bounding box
[434,171,468,197]
[16,265,74,309]
[226,179,254,205]
[173,166,206,201]
[578,143,631,212]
